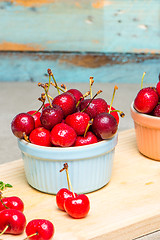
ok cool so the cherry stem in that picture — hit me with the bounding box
[0,199,9,209]
[61,84,67,91]
[108,85,118,114]
[44,86,52,107]
[84,119,93,137]
[81,90,102,113]
[89,76,94,99]
[23,232,38,240]
[141,72,146,89]
[23,133,30,143]
[31,102,45,116]
[0,225,9,236]
[48,69,60,95]
[110,109,125,118]
[60,163,75,198]
[76,91,90,108]
[51,82,65,93]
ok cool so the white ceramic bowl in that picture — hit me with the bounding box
[18,134,118,194]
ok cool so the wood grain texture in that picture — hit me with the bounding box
[0,0,159,53]
[1,129,160,239]
[0,52,159,83]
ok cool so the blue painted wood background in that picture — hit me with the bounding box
[0,0,159,82]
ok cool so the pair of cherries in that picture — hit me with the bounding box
[56,163,90,219]
[0,182,54,239]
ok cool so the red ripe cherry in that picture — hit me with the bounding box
[29,127,52,147]
[50,123,77,147]
[74,131,98,146]
[42,103,50,110]
[64,194,90,219]
[92,112,118,139]
[107,105,119,124]
[67,89,84,104]
[0,209,26,235]
[52,92,76,117]
[152,104,160,117]
[65,112,90,135]
[27,111,42,128]
[11,113,35,139]
[80,98,108,119]
[40,105,63,130]
[0,196,24,212]
[156,81,160,97]
[25,219,54,240]
[134,87,159,113]
[56,188,77,211]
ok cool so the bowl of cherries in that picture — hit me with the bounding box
[131,72,160,161]
[11,69,124,194]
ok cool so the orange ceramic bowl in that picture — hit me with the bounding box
[130,102,160,161]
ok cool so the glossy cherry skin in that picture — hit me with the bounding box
[107,105,119,124]
[56,188,78,211]
[40,105,63,130]
[0,209,26,235]
[156,81,160,97]
[29,127,52,147]
[80,98,108,119]
[50,123,77,147]
[64,194,90,219]
[92,112,118,139]
[74,131,98,146]
[67,89,84,104]
[26,219,54,240]
[27,111,42,129]
[134,87,159,113]
[0,196,24,212]
[152,104,160,117]
[52,92,76,117]
[11,113,35,139]
[65,112,90,135]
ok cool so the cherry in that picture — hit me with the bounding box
[65,112,90,136]
[0,209,26,235]
[64,194,90,219]
[11,113,35,139]
[156,80,160,97]
[42,103,50,110]
[52,92,76,117]
[56,188,77,211]
[29,127,52,147]
[80,98,108,119]
[107,105,119,124]
[50,123,77,147]
[134,87,159,113]
[27,111,42,129]
[152,104,160,117]
[40,105,63,130]
[25,219,54,240]
[74,131,98,146]
[67,89,84,104]
[92,112,118,139]
[0,196,24,212]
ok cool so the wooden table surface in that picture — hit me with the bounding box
[1,129,160,240]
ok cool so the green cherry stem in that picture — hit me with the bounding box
[108,85,118,114]
[60,163,75,198]
[141,72,146,89]
[23,232,38,240]
[110,109,125,118]
[0,199,9,209]
[84,119,93,137]
[48,69,60,95]
[89,76,94,99]
[0,225,9,236]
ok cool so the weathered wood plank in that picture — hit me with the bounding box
[0,52,159,83]
[0,0,159,53]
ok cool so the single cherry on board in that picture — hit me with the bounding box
[25,219,54,240]
[0,209,26,235]
[0,196,24,212]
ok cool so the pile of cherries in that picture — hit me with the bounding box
[0,181,54,239]
[134,72,160,116]
[11,69,124,147]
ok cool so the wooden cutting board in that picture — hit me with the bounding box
[1,129,160,240]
